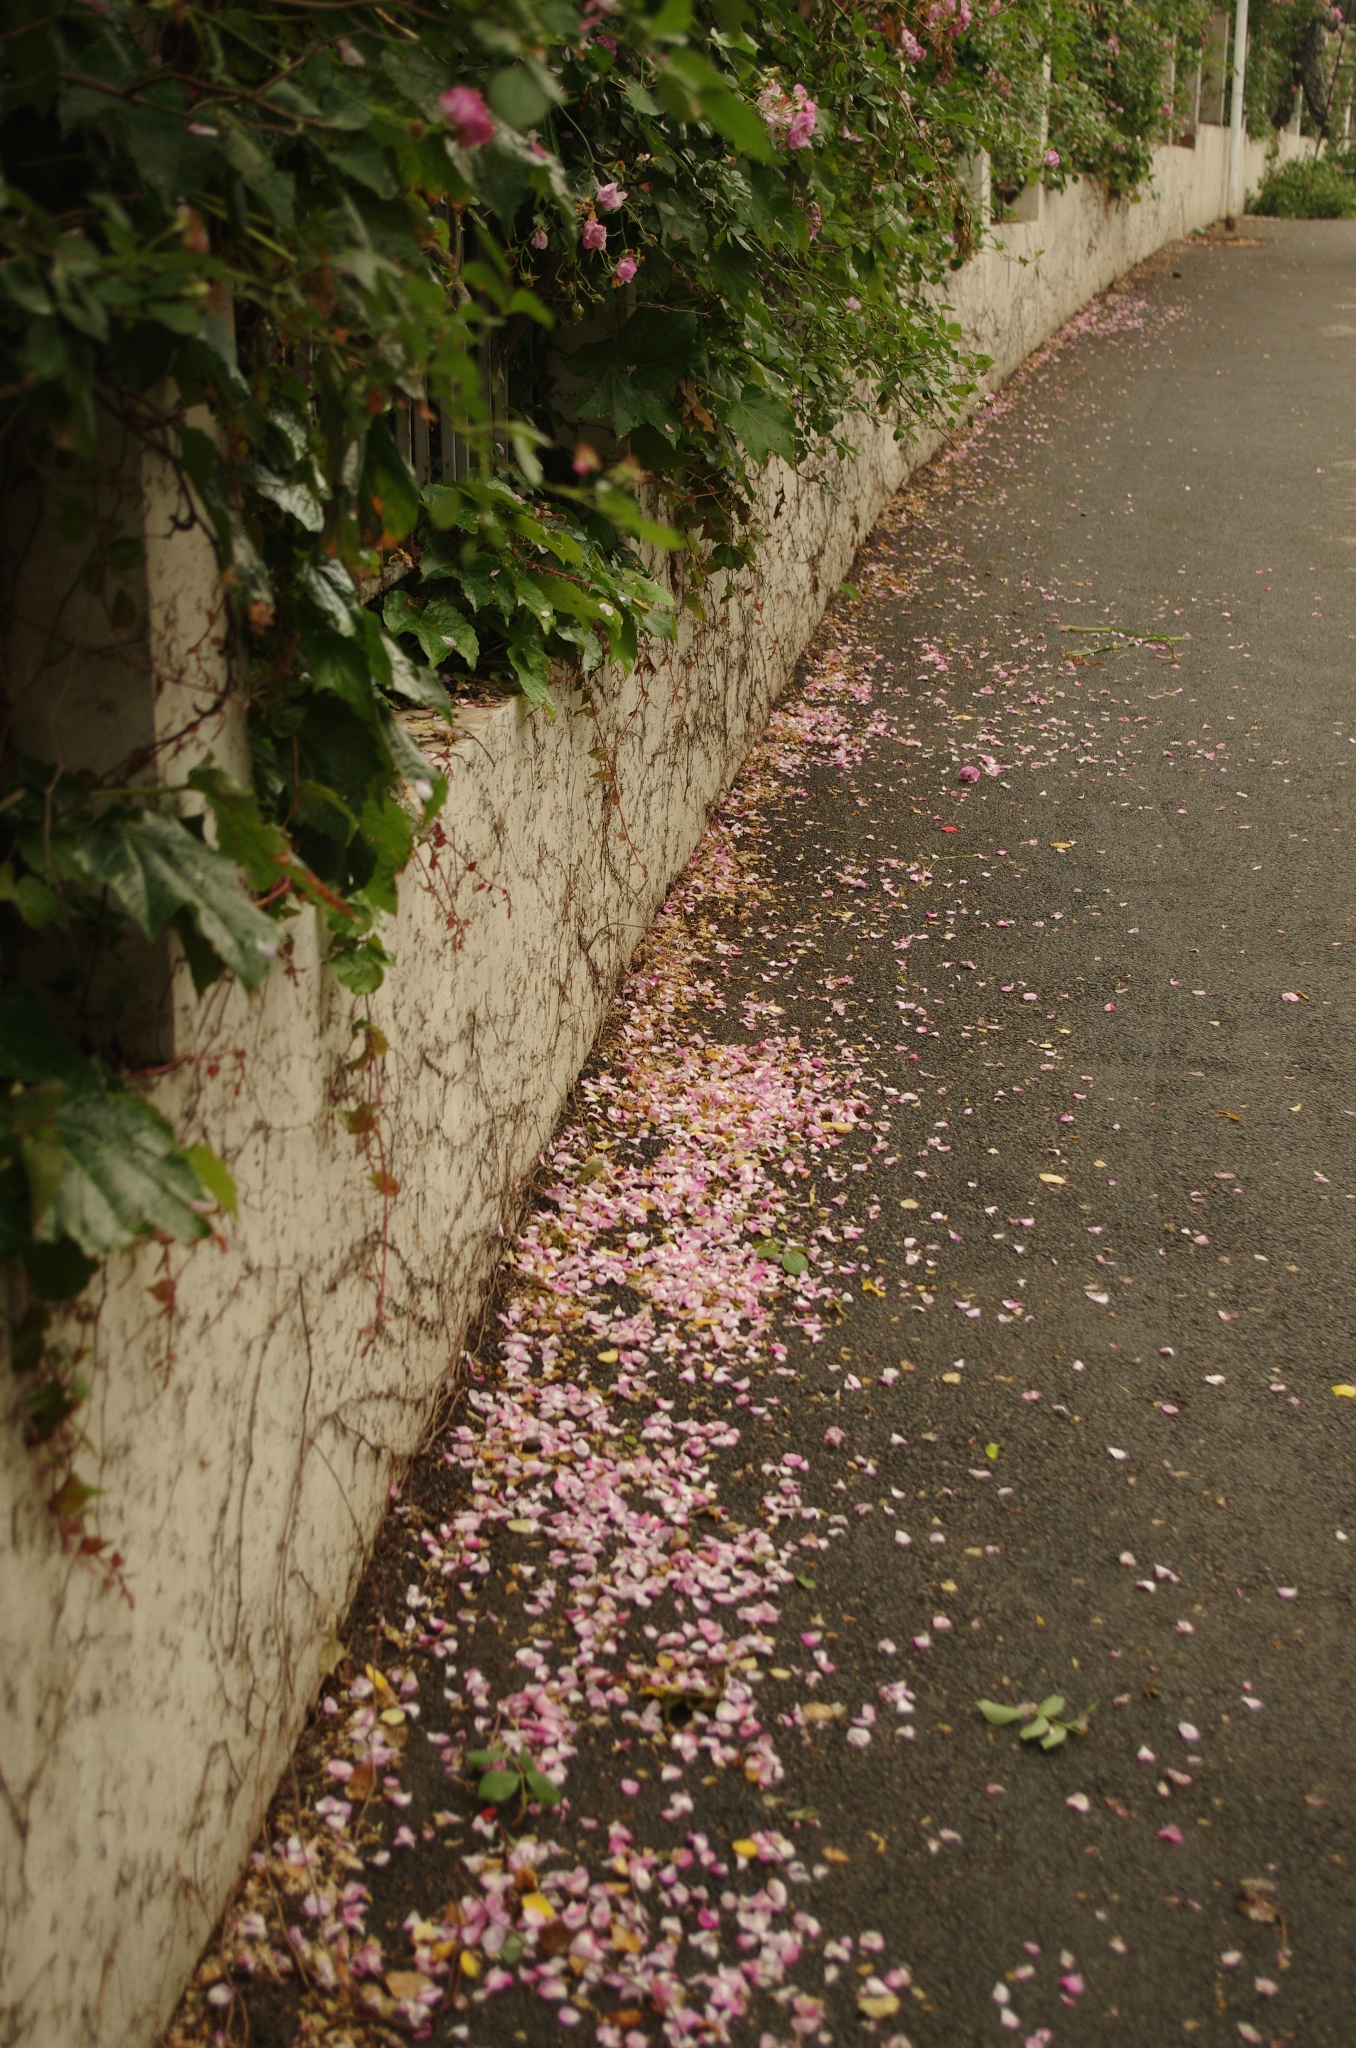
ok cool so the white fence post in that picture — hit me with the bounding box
[1226,0,1250,220]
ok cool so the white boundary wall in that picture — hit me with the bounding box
[0,126,1306,2048]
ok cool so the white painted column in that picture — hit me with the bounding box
[1226,0,1250,220]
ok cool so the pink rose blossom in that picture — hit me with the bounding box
[582,217,608,251]
[613,253,638,284]
[757,79,818,151]
[530,228,549,250]
[1044,148,1061,168]
[439,85,494,148]
[596,179,628,211]
[786,100,818,149]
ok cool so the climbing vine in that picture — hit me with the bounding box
[1,0,1208,1539]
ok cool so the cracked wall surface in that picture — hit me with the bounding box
[0,130,1293,2048]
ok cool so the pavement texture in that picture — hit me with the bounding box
[169,220,1356,2048]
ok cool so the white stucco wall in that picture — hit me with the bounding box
[0,129,1302,2048]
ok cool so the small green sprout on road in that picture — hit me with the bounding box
[978,1694,1094,1750]
[752,1237,810,1275]
[466,1746,562,1814]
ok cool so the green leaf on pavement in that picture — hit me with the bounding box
[477,1768,523,1803]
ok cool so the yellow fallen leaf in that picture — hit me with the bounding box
[386,1971,428,2001]
[858,1991,900,2018]
[316,1632,346,1678]
[597,1348,619,1362]
[520,1892,555,1919]
[731,1838,759,1859]
[1039,1172,1066,1185]
[1333,1385,1356,1399]
[1050,841,1073,851]
[823,1846,850,1864]
[507,1518,537,1534]
[365,1663,397,1701]
[459,1951,481,1979]
[379,1706,406,1726]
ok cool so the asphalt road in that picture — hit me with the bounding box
[721,218,1356,2045]
[186,222,1356,2048]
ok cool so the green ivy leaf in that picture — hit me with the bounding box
[622,75,662,117]
[0,861,62,930]
[188,767,293,894]
[29,1085,212,1256]
[184,1143,237,1219]
[252,461,326,532]
[379,629,453,720]
[411,598,480,671]
[724,384,797,465]
[328,934,393,994]
[71,809,280,987]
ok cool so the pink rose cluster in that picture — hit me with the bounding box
[899,25,926,60]
[438,84,494,148]
[755,79,818,150]
[582,178,638,280]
